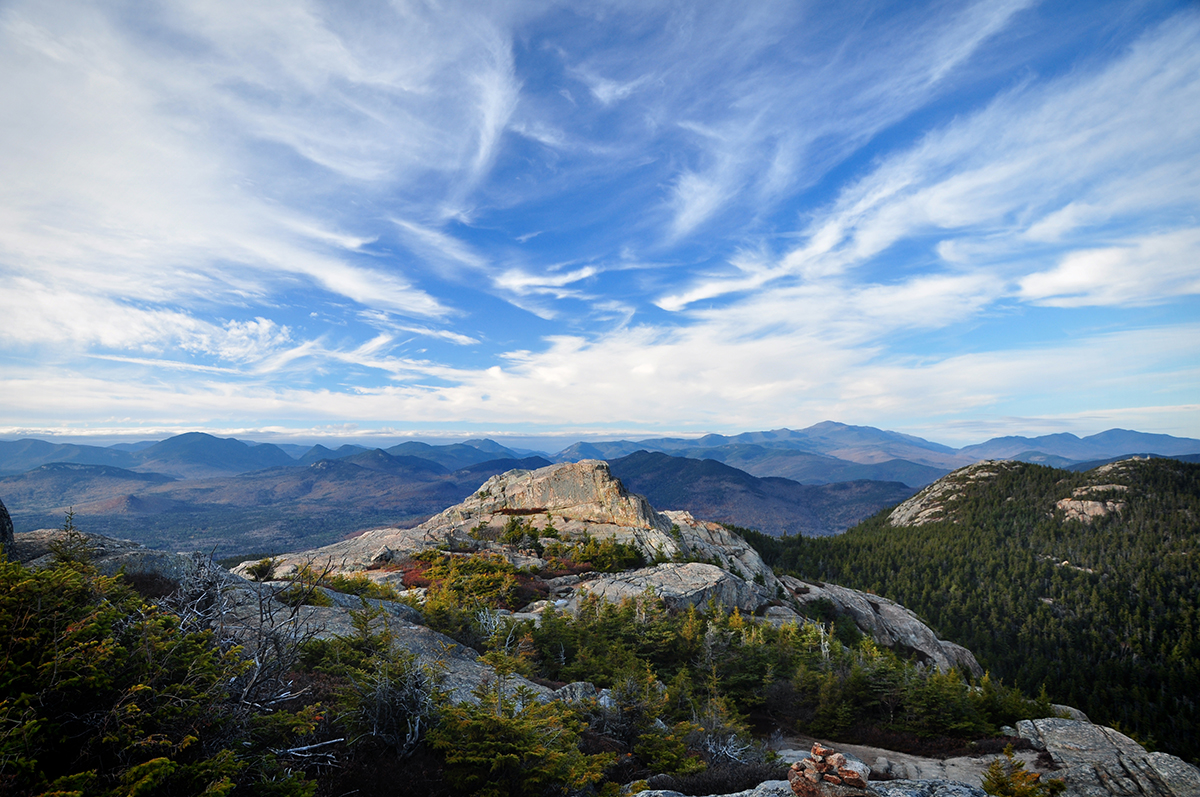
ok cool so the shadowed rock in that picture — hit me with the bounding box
[0,497,13,554]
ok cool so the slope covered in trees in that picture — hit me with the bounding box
[744,458,1200,764]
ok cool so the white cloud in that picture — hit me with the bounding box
[647,0,1035,240]
[1018,228,1200,307]
[578,70,651,106]
[392,218,489,274]
[0,0,537,352]
[494,266,598,296]
[1,0,1196,443]
[5,313,1193,444]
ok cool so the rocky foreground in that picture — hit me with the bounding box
[4,462,1199,797]
[240,460,978,673]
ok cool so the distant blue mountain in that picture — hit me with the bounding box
[2,424,1196,486]
[297,444,368,466]
[608,451,916,536]
[959,429,1200,462]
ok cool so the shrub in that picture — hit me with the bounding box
[982,745,1066,797]
[427,674,611,797]
[246,557,278,582]
[0,555,317,796]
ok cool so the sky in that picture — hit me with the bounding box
[1,0,1198,448]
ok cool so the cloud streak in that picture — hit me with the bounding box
[1,0,1197,442]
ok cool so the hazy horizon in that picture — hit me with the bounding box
[5,420,1199,456]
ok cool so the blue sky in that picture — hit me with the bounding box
[1,0,1197,447]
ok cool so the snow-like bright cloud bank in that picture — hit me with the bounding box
[1,0,1197,445]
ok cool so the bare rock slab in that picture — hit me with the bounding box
[1018,718,1200,797]
[779,574,981,675]
[572,561,772,613]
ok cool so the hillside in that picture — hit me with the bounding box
[607,451,915,536]
[746,457,1200,764]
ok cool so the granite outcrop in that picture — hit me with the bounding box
[1017,718,1200,797]
[779,575,982,676]
[571,561,772,613]
[241,461,779,611]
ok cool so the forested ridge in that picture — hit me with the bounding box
[744,458,1200,764]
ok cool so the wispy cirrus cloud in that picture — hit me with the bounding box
[1,0,1197,442]
[0,0,523,350]
[660,11,1200,313]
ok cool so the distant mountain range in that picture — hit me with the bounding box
[548,422,1200,486]
[1,422,1197,556]
[0,450,556,557]
[5,422,1197,484]
[607,452,915,537]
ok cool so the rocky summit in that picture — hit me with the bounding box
[234,460,1001,671]
[246,460,779,611]
[887,461,1022,527]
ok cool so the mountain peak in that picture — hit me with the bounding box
[442,460,667,531]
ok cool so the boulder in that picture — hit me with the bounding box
[1017,717,1200,797]
[570,562,772,613]
[779,575,982,675]
[0,497,13,554]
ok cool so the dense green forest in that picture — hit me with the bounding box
[744,458,1200,764]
